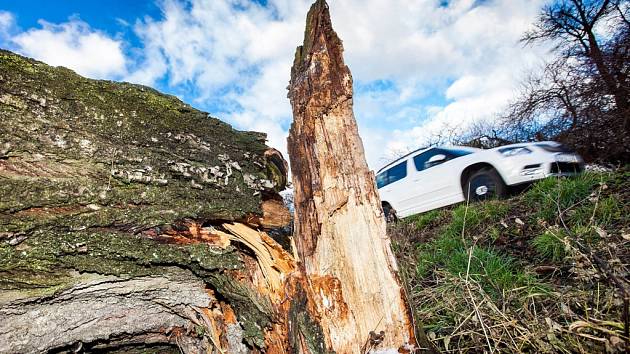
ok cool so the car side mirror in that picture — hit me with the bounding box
[425,154,446,169]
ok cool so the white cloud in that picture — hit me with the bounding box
[9,18,127,79]
[0,11,15,43]
[0,11,14,33]
[2,1,553,171]
[128,0,312,159]
[325,0,552,169]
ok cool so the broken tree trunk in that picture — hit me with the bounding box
[287,1,425,352]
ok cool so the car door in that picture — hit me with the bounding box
[408,148,466,213]
[420,149,462,207]
[404,149,441,213]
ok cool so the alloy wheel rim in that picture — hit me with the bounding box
[470,175,496,199]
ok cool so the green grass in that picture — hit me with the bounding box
[408,173,625,279]
[572,195,623,228]
[403,209,442,229]
[524,173,601,221]
[524,173,625,260]
[416,239,540,299]
[532,229,567,262]
[391,170,629,353]
[414,200,536,299]
[403,173,628,302]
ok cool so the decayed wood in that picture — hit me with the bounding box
[259,199,293,229]
[217,222,295,297]
[287,1,419,352]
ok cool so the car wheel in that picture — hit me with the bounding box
[464,168,506,202]
[382,203,399,223]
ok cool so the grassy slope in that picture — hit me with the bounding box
[391,171,629,353]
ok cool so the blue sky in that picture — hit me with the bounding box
[0,0,550,169]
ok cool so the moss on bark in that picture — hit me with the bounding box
[0,50,286,349]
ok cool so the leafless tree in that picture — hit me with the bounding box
[485,0,630,162]
[523,0,629,121]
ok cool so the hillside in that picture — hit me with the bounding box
[391,171,629,352]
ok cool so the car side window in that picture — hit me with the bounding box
[388,161,407,184]
[442,148,472,159]
[376,171,387,189]
[415,148,472,171]
[376,160,407,188]
[413,149,438,171]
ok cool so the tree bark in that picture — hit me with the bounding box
[0,49,298,353]
[287,1,422,352]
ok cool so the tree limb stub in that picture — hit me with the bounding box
[287,1,418,352]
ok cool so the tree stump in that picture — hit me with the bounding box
[0,1,437,352]
[287,1,419,352]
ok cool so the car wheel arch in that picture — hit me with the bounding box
[460,162,506,194]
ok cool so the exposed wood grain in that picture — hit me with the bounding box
[287,1,418,352]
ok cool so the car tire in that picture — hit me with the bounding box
[382,203,399,223]
[464,168,506,202]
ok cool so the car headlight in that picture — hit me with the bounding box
[498,147,532,157]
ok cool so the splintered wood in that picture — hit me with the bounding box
[215,223,295,299]
[286,1,417,352]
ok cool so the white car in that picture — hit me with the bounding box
[376,141,584,220]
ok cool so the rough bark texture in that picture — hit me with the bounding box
[0,49,295,353]
[1,270,212,353]
[287,1,417,352]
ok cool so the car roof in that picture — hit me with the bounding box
[376,145,479,174]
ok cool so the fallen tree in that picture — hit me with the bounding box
[0,1,435,353]
[0,48,294,353]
